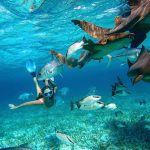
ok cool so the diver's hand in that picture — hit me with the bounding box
[8,104,18,110]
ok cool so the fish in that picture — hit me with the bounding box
[18,93,33,100]
[37,60,63,80]
[106,48,141,66]
[50,50,90,69]
[87,86,98,95]
[0,143,32,150]
[128,46,150,84]
[66,37,86,58]
[112,77,130,97]
[105,103,117,110]
[59,87,69,96]
[139,99,146,106]
[71,101,105,111]
[115,110,123,117]
[82,34,133,60]
[0,148,31,150]
[75,95,102,107]
[55,130,75,145]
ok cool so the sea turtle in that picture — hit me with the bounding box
[127,46,150,84]
[72,0,150,48]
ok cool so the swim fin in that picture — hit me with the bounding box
[26,59,36,77]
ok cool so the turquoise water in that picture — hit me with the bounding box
[0,0,150,149]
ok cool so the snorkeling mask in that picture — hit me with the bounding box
[43,87,54,98]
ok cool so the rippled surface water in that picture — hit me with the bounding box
[0,0,150,149]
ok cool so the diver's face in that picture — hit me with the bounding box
[43,88,53,98]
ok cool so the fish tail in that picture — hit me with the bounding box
[50,50,66,64]
[82,36,87,43]
[106,54,112,67]
[70,101,75,111]
[76,101,81,109]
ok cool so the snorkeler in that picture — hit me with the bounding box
[8,60,57,110]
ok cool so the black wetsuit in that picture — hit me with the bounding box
[36,79,57,108]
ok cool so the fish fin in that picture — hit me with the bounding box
[106,55,112,67]
[139,45,146,56]
[71,19,111,39]
[112,86,116,96]
[59,73,63,78]
[17,143,29,148]
[132,75,143,85]
[117,76,123,85]
[127,59,133,68]
[120,63,126,66]
[82,36,87,43]
[130,78,133,84]
[70,101,74,111]
[50,50,66,64]
[76,101,81,109]
[135,45,147,62]
[66,136,75,144]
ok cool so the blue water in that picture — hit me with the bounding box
[0,0,150,149]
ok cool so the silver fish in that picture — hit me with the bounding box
[70,95,104,111]
[74,101,105,110]
[113,90,130,97]
[0,143,32,150]
[37,60,63,80]
[18,93,33,100]
[55,130,75,145]
[107,48,141,66]
[76,95,101,106]
[112,77,130,97]
[59,87,69,96]
[66,37,86,58]
[0,148,31,150]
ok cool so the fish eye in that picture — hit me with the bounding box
[38,73,41,76]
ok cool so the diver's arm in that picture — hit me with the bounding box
[33,77,42,96]
[8,98,44,110]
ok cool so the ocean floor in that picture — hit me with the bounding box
[0,96,150,150]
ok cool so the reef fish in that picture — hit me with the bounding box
[76,95,101,106]
[107,0,150,35]
[55,130,75,145]
[128,46,150,84]
[71,101,105,111]
[72,0,150,47]
[37,60,63,80]
[59,87,69,96]
[107,48,141,66]
[82,35,133,60]
[50,50,90,68]
[66,37,86,58]
[18,93,33,100]
[0,143,32,150]
[112,77,130,97]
